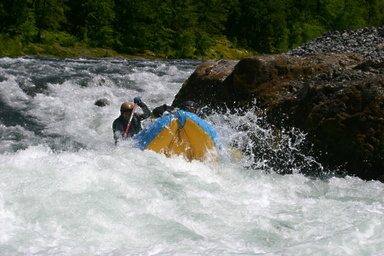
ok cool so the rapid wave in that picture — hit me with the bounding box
[0,57,383,255]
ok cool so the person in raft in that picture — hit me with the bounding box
[151,101,200,118]
[112,97,151,144]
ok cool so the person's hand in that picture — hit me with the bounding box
[134,97,141,103]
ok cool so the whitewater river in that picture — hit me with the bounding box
[0,57,383,255]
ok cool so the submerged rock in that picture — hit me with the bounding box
[95,98,110,107]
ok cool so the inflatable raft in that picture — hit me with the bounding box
[133,110,221,161]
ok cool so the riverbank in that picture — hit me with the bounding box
[0,37,254,59]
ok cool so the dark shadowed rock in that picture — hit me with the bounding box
[173,26,384,180]
[95,98,110,107]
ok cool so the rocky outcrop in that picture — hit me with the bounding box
[173,53,383,181]
[173,26,384,180]
[173,59,239,110]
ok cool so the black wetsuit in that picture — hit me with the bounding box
[112,102,151,144]
[151,104,175,118]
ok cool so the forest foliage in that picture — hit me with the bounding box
[0,0,383,58]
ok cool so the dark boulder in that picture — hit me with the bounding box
[172,59,239,109]
[95,98,110,107]
[173,54,384,180]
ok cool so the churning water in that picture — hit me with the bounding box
[0,57,383,255]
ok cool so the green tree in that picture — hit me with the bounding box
[0,0,30,34]
[193,0,235,35]
[235,0,268,50]
[113,0,160,52]
[1,0,383,58]
[263,0,289,53]
[336,0,368,30]
[82,0,116,47]
[65,0,86,40]
[161,0,199,57]
[286,0,325,49]
[367,0,384,26]
[227,0,289,53]
[33,0,68,41]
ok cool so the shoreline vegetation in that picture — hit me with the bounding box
[0,37,254,59]
[1,0,382,60]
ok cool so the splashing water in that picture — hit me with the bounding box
[0,57,383,255]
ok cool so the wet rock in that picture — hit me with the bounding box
[273,59,384,180]
[174,26,384,180]
[95,98,110,107]
[172,59,239,109]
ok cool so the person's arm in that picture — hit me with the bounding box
[134,97,151,121]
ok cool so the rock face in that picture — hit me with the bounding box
[173,26,384,181]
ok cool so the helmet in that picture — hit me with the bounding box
[120,102,134,112]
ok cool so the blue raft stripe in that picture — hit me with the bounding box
[133,110,221,151]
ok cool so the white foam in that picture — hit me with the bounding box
[0,57,383,255]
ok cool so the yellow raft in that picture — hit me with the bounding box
[133,110,222,161]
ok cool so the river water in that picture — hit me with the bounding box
[0,57,383,255]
